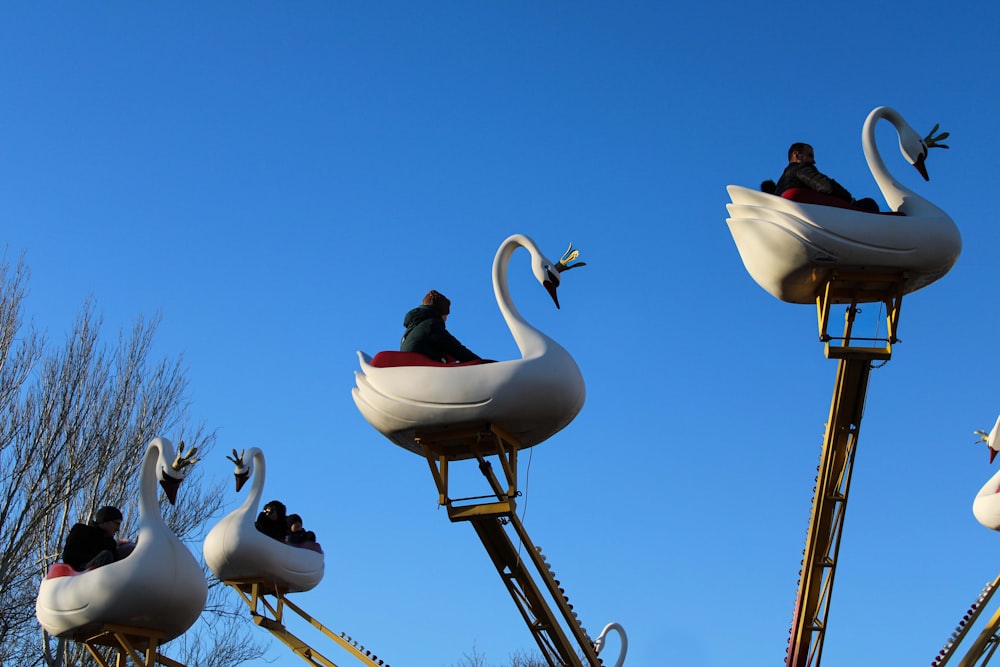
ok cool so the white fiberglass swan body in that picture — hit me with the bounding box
[203,447,324,593]
[973,416,1000,530]
[353,234,586,457]
[726,106,961,304]
[35,437,207,640]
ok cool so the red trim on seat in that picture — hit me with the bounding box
[780,188,902,216]
[46,563,82,579]
[369,351,489,368]
[781,188,857,209]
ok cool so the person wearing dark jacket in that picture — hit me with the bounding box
[773,142,878,212]
[62,505,124,571]
[400,290,481,363]
[285,513,317,545]
[255,500,287,541]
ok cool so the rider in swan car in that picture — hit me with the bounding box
[400,290,483,363]
[61,505,127,571]
[767,142,879,212]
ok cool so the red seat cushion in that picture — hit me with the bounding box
[781,188,902,216]
[46,563,81,579]
[781,188,858,209]
[370,351,489,368]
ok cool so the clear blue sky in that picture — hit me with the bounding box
[4,3,1000,666]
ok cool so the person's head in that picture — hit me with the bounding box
[263,500,286,520]
[422,290,451,319]
[92,506,123,536]
[788,142,815,164]
[286,513,303,531]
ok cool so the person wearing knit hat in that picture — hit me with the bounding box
[285,513,318,546]
[400,290,482,363]
[61,505,126,571]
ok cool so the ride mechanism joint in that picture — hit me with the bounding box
[814,270,907,361]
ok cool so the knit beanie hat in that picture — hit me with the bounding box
[94,506,123,524]
[422,290,451,316]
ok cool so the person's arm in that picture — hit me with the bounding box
[797,164,853,200]
[827,179,854,202]
[430,322,481,362]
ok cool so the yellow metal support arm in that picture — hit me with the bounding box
[932,575,1000,666]
[79,624,185,667]
[785,357,873,667]
[225,580,392,667]
[815,271,906,360]
[416,424,602,667]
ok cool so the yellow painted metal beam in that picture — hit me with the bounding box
[225,580,391,667]
[417,425,603,667]
[932,575,1000,666]
[784,272,909,667]
[786,357,873,667]
[79,624,183,667]
[815,271,905,359]
[957,602,1000,667]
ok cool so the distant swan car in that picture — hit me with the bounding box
[35,438,207,641]
[203,447,324,593]
[352,234,586,458]
[726,106,961,304]
[973,415,1000,531]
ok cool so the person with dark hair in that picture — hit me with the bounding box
[285,513,317,545]
[255,500,287,541]
[61,505,125,571]
[771,142,879,212]
[400,290,482,363]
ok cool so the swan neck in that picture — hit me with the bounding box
[596,622,628,667]
[493,234,545,357]
[242,447,266,514]
[139,440,168,527]
[863,106,915,212]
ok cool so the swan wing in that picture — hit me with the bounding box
[727,185,962,303]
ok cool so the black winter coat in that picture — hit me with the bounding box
[400,305,480,363]
[62,523,118,571]
[775,161,853,202]
[255,512,287,541]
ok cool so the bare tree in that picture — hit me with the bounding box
[0,254,265,666]
[450,644,549,667]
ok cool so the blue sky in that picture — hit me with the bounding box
[4,3,1000,666]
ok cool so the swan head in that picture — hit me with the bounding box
[158,441,200,504]
[975,416,1000,463]
[538,242,586,309]
[226,448,252,492]
[899,120,950,182]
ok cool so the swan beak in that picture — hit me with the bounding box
[543,280,561,309]
[991,448,997,464]
[159,474,182,504]
[235,470,250,492]
[913,154,930,181]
